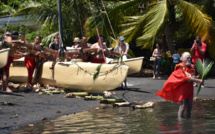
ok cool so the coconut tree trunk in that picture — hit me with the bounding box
[164,21,175,55]
[165,2,176,55]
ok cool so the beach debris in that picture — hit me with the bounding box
[132,102,154,109]
[103,91,113,97]
[28,124,34,127]
[64,92,88,98]
[0,101,15,106]
[113,102,131,107]
[64,92,107,98]
[100,98,126,104]
[10,114,18,119]
[36,85,65,95]
[8,82,20,89]
[56,111,62,114]
[41,117,47,121]
[84,96,104,100]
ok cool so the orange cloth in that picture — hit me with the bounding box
[156,63,195,102]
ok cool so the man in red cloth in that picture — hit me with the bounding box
[24,35,41,88]
[156,52,202,118]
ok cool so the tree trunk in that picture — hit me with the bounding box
[165,3,176,55]
[164,21,175,55]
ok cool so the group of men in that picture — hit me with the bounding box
[0,31,129,92]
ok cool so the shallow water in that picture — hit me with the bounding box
[7,99,215,134]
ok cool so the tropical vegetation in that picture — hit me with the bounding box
[0,0,215,59]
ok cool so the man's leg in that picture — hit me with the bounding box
[186,99,193,118]
[2,71,12,92]
[178,100,186,118]
[153,60,157,78]
[157,60,161,78]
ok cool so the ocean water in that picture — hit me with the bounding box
[7,99,215,134]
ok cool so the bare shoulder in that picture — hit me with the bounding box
[91,43,99,48]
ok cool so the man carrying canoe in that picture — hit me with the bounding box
[0,31,26,92]
[91,34,109,63]
[77,36,92,62]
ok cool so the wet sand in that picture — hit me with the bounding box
[0,77,215,130]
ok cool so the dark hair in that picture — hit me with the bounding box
[35,35,42,40]
[11,31,19,37]
[82,35,86,39]
[174,47,178,51]
[97,34,105,40]
[54,33,59,39]
[20,33,25,36]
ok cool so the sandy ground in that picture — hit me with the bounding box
[0,77,215,130]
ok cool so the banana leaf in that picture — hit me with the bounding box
[195,58,214,97]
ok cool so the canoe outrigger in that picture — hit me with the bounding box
[0,48,10,68]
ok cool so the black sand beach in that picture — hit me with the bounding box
[0,77,215,130]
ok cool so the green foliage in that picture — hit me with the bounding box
[0,24,30,35]
[93,64,103,80]
[195,58,214,97]
[25,29,50,45]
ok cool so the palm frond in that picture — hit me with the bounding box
[195,58,214,97]
[120,0,167,50]
[42,32,59,47]
[175,0,215,44]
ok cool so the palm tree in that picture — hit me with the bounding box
[86,0,214,56]
[14,0,93,45]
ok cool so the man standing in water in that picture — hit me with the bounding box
[91,34,109,63]
[156,52,202,119]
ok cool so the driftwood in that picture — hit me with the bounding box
[132,102,154,109]
[113,102,131,107]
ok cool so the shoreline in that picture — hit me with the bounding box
[1,77,215,131]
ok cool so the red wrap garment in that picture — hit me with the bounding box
[156,63,195,102]
[91,57,105,63]
[24,57,36,84]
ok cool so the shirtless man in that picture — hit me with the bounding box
[1,31,22,92]
[91,34,109,63]
[77,36,92,62]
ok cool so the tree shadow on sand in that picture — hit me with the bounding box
[0,91,24,97]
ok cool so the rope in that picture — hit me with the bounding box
[96,0,112,45]
[100,0,117,40]
[87,0,98,30]
[72,61,122,76]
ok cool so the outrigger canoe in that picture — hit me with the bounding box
[0,48,10,68]
[9,58,129,91]
[106,57,144,75]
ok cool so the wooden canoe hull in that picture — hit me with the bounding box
[0,48,10,68]
[124,57,144,75]
[9,58,129,91]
